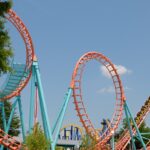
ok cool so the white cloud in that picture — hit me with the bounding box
[100,64,132,78]
[97,86,132,94]
[98,86,114,93]
[124,86,132,91]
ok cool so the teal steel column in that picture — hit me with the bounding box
[125,102,147,150]
[1,97,18,150]
[52,106,62,134]
[141,132,150,135]
[34,60,54,149]
[37,84,49,138]
[52,92,68,134]
[124,102,136,150]
[32,64,49,137]
[0,102,7,150]
[17,95,26,142]
[0,102,6,131]
[33,63,49,138]
[111,133,115,150]
[29,64,36,132]
[5,98,18,133]
[53,88,72,149]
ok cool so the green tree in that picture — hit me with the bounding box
[0,0,13,75]
[0,1,12,17]
[80,134,97,150]
[134,121,150,149]
[55,147,64,150]
[24,123,50,150]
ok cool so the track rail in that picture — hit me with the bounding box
[0,129,22,150]
[71,52,125,147]
[115,97,150,150]
[0,9,34,101]
[0,8,35,149]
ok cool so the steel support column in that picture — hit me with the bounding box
[33,60,54,150]
[17,95,26,142]
[124,101,146,150]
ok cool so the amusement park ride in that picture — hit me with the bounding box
[0,8,149,150]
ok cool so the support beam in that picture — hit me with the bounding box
[124,102,136,150]
[29,59,72,150]
[0,98,18,150]
[0,102,6,131]
[5,98,18,133]
[124,101,146,150]
[33,60,54,150]
[52,92,69,134]
[53,88,72,149]
[17,95,26,142]
[29,65,36,132]
[111,132,115,150]
[0,102,7,150]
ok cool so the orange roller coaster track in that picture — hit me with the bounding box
[71,52,125,147]
[0,8,35,149]
[0,129,21,150]
[1,9,35,101]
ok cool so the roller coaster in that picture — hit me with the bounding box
[0,7,149,150]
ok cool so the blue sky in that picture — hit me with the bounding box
[3,0,150,132]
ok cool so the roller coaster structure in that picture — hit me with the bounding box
[0,8,149,150]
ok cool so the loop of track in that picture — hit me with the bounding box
[71,52,125,146]
[0,9,34,149]
[1,9,34,101]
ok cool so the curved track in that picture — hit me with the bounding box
[0,9,34,149]
[147,141,150,150]
[71,52,125,147]
[0,129,21,150]
[0,9,34,101]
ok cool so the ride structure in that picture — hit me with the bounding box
[0,7,149,150]
[0,8,34,149]
[71,52,149,150]
[1,8,70,150]
[116,97,150,150]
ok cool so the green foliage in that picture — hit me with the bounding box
[80,134,97,150]
[0,101,20,136]
[25,123,50,150]
[135,121,150,148]
[0,0,13,75]
[0,0,12,16]
[55,147,64,150]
